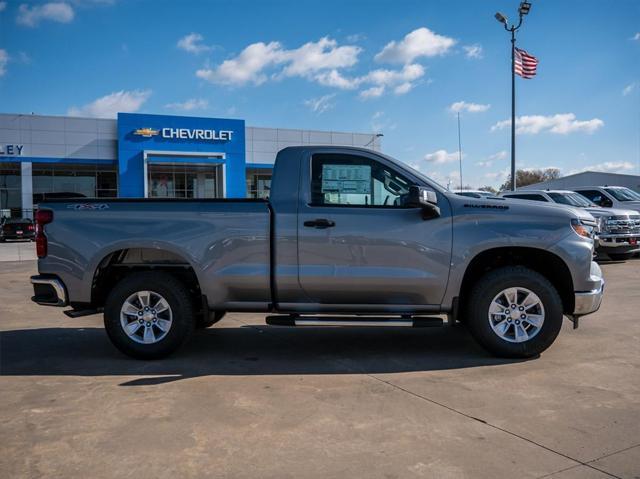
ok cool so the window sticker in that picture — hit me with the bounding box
[321,164,371,194]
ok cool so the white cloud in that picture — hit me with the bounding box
[164,98,208,111]
[569,162,635,175]
[280,37,360,77]
[17,2,74,27]
[315,69,359,89]
[449,101,490,113]
[485,168,510,181]
[477,150,508,167]
[491,113,604,135]
[374,27,456,64]
[424,149,463,165]
[463,44,483,59]
[196,36,426,99]
[197,41,283,86]
[358,63,425,98]
[623,82,637,96]
[0,49,7,76]
[197,37,360,87]
[304,94,336,114]
[394,82,413,95]
[0,2,6,13]
[632,33,640,41]
[360,86,385,99]
[177,33,211,54]
[68,89,151,118]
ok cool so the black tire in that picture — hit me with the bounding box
[104,271,195,359]
[196,311,226,329]
[607,252,633,261]
[466,266,564,358]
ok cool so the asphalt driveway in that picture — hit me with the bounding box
[1,259,638,478]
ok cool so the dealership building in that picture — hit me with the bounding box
[0,112,382,218]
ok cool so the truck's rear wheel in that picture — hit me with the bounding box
[466,266,563,358]
[104,272,195,359]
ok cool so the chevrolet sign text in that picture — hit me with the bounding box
[162,128,233,141]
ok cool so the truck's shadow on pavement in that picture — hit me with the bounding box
[1,325,528,385]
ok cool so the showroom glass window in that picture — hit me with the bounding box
[148,163,218,199]
[31,163,117,202]
[0,162,21,218]
[310,154,411,207]
[246,168,272,199]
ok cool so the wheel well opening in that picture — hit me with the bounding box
[91,248,204,313]
[459,247,575,316]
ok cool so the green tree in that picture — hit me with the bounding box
[478,185,498,195]
[499,168,560,191]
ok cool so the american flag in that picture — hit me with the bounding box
[514,47,538,79]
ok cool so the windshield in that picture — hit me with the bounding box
[548,192,594,207]
[605,187,640,201]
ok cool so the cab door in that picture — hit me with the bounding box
[296,150,452,307]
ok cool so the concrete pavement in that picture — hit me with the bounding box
[0,260,638,478]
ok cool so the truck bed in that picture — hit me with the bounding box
[37,198,272,309]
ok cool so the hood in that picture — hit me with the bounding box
[457,195,596,223]
[615,201,640,213]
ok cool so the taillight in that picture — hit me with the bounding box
[28,224,35,231]
[35,209,53,258]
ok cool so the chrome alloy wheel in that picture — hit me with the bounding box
[120,290,173,344]
[488,287,545,343]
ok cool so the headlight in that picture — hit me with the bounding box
[596,216,604,233]
[571,218,595,239]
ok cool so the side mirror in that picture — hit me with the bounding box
[407,186,440,219]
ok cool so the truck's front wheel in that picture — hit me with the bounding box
[104,272,195,359]
[466,266,563,358]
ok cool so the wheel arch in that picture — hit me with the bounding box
[90,247,204,312]
[458,246,575,317]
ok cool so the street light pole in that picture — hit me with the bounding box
[495,1,532,191]
[510,27,516,191]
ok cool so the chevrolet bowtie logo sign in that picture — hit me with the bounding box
[133,127,160,138]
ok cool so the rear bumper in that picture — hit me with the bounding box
[572,262,604,316]
[1,233,35,240]
[30,275,68,307]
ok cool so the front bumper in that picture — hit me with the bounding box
[572,262,604,316]
[597,232,640,252]
[30,275,68,307]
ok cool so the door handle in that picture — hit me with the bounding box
[304,218,336,229]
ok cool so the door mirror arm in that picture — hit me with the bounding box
[407,186,440,219]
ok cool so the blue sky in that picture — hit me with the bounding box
[1,0,639,188]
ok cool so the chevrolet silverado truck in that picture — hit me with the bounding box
[30,146,604,359]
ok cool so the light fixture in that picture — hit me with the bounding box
[494,12,508,25]
[519,1,532,16]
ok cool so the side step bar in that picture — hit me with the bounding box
[266,315,443,328]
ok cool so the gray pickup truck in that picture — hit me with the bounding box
[30,146,604,359]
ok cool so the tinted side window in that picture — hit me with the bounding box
[577,190,612,207]
[310,154,412,207]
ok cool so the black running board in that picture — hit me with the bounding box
[265,315,443,328]
[63,308,102,318]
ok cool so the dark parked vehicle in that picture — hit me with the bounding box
[0,217,35,242]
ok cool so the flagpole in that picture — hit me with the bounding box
[457,112,463,190]
[511,29,516,191]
